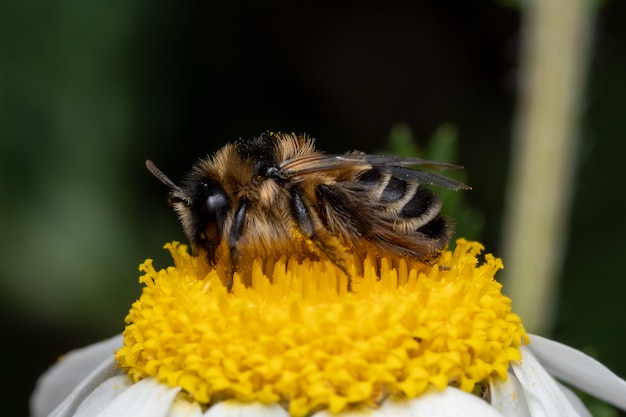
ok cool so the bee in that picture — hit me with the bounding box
[147,132,469,289]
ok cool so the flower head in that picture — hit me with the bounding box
[115,239,526,416]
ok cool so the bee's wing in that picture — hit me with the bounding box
[389,167,471,191]
[279,154,470,191]
[279,154,369,175]
[355,154,463,171]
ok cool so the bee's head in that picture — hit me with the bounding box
[146,160,231,264]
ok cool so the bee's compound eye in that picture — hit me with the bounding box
[199,182,231,244]
[204,192,229,217]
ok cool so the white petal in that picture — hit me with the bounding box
[511,345,584,417]
[166,397,204,417]
[73,375,133,417]
[382,387,504,416]
[31,335,123,417]
[527,334,626,411]
[490,373,532,417]
[203,401,290,417]
[555,382,592,417]
[84,377,181,417]
[491,372,592,417]
[44,351,123,417]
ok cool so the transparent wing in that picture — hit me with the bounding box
[279,153,470,191]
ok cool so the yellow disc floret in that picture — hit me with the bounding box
[116,239,527,417]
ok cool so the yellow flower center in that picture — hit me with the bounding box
[115,239,527,417]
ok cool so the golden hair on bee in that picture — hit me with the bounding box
[147,131,469,289]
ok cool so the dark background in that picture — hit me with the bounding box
[1,1,625,416]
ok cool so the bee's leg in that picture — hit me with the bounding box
[291,187,352,291]
[226,199,248,291]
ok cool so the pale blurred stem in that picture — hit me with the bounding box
[502,0,593,334]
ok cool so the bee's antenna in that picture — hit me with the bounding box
[146,160,184,193]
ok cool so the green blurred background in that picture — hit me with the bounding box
[1,1,625,416]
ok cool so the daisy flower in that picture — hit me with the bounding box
[32,240,626,417]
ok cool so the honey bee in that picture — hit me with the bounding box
[147,132,469,289]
